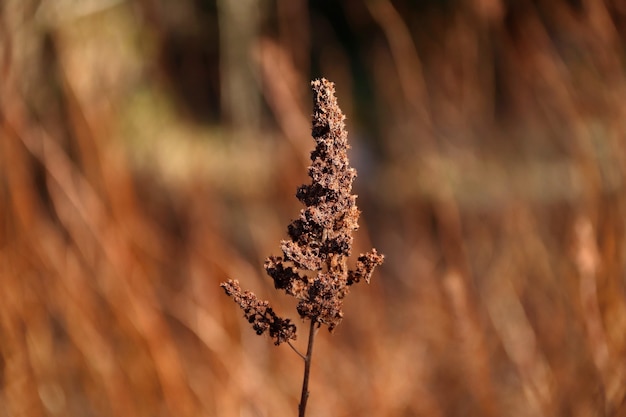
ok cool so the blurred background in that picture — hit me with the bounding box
[2,0,626,416]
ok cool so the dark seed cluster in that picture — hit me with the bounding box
[221,78,384,341]
[220,280,297,345]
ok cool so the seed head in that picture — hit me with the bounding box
[222,78,384,338]
[264,78,384,331]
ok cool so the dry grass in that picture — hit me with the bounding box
[2,1,626,416]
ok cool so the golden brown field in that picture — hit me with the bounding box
[2,1,626,416]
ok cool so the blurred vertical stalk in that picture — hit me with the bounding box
[277,0,310,92]
[217,0,263,133]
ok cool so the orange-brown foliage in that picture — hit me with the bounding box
[1,1,626,416]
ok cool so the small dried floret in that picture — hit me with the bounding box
[220,280,296,345]
[296,273,347,331]
[264,256,306,295]
[347,249,385,285]
[281,240,322,271]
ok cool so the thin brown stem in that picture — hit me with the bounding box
[298,319,317,417]
[287,340,307,361]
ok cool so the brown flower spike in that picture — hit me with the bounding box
[221,78,383,416]
[221,280,297,345]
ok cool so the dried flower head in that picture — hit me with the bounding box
[220,279,297,345]
[221,77,384,339]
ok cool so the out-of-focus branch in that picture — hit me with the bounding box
[217,0,263,132]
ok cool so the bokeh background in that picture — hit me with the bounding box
[2,0,626,416]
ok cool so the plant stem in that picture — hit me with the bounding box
[298,319,317,417]
[287,340,307,361]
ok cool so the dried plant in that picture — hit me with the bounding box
[221,78,384,416]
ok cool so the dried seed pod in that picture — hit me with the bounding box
[222,78,383,339]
